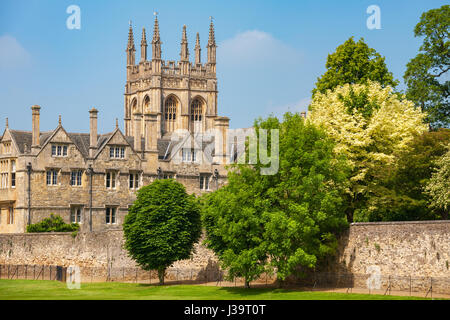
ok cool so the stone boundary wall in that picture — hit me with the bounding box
[0,220,449,284]
[335,220,450,278]
[0,229,220,281]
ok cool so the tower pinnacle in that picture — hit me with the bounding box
[180,25,189,61]
[152,15,162,60]
[195,32,201,65]
[126,22,136,66]
[141,27,148,62]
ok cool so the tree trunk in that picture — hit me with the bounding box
[244,277,250,289]
[276,277,283,289]
[345,207,353,224]
[158,267,165,285]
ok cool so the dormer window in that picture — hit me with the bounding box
[51,144,68,157]
[109,146,125,159]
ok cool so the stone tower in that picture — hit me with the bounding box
[123,16,220,142]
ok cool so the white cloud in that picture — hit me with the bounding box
[218,30,301,64]
[0,35,31,69]
[266,97,311,119]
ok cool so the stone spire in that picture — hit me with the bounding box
[194,32,201,65]
[140,27,147,62]
[152,14,161,60]
[180,25,189,62]
[126,21,136,66]
[5,118,8,128]
[58,115,62,126]
[207,17,216,71]
[207,18,216,47]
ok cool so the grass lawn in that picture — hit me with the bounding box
[0,279,435,300]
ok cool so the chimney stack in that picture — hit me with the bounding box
[31,105,41,152]
[89,108,98,157]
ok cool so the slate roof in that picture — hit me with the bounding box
[4,128,232,160]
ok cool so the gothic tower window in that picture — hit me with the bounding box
[190,98,203,132]
[143,95,150,112]
[164,96,177,133]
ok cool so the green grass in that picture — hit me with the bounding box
[0,280,434,300]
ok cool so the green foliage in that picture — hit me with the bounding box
[425,142,450,219]
[26,214,79,233]
[312,37,398,96]
[356,129,450,221]
[404,5,449,127]
[202,113,349,285]
[123,179,202,285]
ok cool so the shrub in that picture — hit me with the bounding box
[26,214,80,233]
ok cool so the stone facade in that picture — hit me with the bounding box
[0,17,232,233]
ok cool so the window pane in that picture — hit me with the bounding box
[77,209,81,223]
[106,173,110,188]
[135,174,139,188]
[200,176,204,190]
[11,173,15,187]
[57,146,62,156]
[47,171,51,185]
[110,147,114,158]
[106,208,110,224]
[77,171,82,185]
[70,210,75,223]
[112,208,116,224]
[53,171,57,185]
[63,146,67,156]
[129,174,133,188]
[112,173,116,188]
[121,148,125,158]
[52,145,56,156]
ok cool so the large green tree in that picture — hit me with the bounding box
[202,114,349,287]
[312,37,398,96]
[309,81,428,222]
[404,5,449,127]
[123,179,202,285]
[360,129,450,221]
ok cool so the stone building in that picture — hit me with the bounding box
[0,17,234,233]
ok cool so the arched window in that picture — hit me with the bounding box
[164,96,177,132]
[190,98,203,132]
[190,99,202,121]
[143,96,150,112]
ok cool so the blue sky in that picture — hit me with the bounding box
[0,0,447,134]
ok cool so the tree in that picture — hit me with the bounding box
[312,37,398,96]
[27,214,79,233]
[123,179,202,285]
[425,143,450,219]
[404,5,449,128]
[309,81,428,222]
[202,114,349,287]
[360,129,450,221]
[201,167,269,288]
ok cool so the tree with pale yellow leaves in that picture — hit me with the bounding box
[308,81,428,222]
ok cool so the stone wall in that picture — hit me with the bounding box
[0,221,449,284]
[0,229,219,281]
[334,220,450,277]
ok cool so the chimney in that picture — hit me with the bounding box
[89,108,98,157]
[145,112,158,152]
[31,105,41,152]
